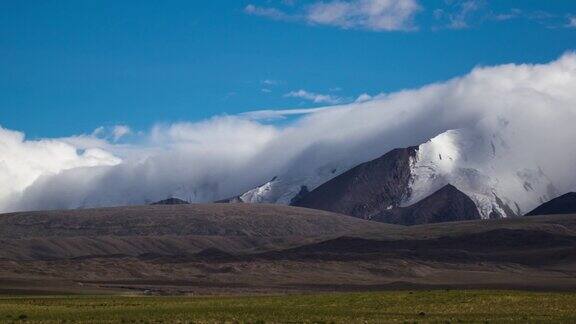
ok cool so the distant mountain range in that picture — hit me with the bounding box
[223,129,567,225]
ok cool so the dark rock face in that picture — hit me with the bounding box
[371,184,482,225]
[151,198,190,205]
[293,147,418,219]
[526,192,576,216]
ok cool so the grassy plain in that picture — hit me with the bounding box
[1,290,576,323]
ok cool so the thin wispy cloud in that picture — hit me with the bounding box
[246,0,574,32]
[261,79,281,93]
[244,4,295,22]
[93,125,133,142]
[262,79,281,86]
[241,107,334,121]
[432,2,573,30]
[306,0,421,31]
[285,89,343,104]
[568,16,576,28]
[492,9,566,29]
[256,90,379,115]
[433,0,484,30]
[245,0,421,32]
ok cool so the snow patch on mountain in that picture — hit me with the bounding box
[406,128,558,218]
[238,177,282,203]
[231,165,346,205]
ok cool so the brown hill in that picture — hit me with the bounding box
[0,204,397,261]
[1,205,575,294]
[371,184,482,225]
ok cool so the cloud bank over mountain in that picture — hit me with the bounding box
[1,53,576,212]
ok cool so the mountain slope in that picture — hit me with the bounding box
[371,184,482,225]
[292,147,417,219]
[526,192,576,216]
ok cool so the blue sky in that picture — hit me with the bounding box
[1,0,575,138]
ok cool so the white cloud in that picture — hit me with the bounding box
[245,0,421,31]
[0,127,121,211]
[285,89,343,104]
[2,53,576,213]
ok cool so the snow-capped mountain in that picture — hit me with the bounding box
[406,128,558,218]
[232,126,561,222]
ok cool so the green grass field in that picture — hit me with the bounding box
[1,290,575,323]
